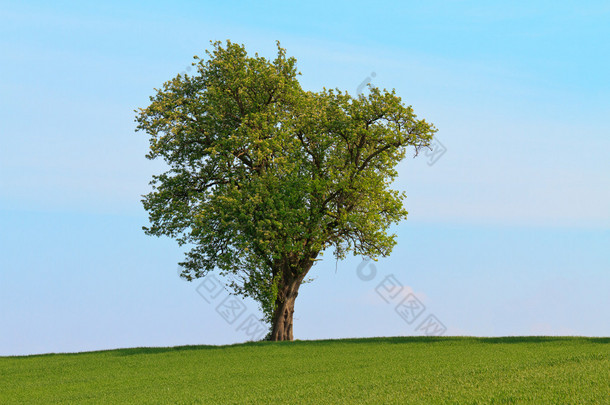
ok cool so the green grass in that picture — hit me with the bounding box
[1,336,608,404]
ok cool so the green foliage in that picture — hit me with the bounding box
[1,337,608,403]
[135,40,437,324]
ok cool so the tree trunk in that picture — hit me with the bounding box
[269,261,312,341]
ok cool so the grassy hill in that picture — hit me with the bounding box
[1,336,608,404]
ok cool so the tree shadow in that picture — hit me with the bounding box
[109,336,610,356]
[7,336,606,359]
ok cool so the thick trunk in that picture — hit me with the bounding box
[269,261,312,341]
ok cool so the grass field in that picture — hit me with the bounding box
[1,336,608,404]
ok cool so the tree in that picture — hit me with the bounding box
[135,40,437,341]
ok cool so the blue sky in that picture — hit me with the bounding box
[1,1,608,355]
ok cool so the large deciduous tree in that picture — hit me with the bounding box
[136,40,437,341]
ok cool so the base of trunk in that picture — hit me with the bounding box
[269,266,311,341]
[269,297,295,341]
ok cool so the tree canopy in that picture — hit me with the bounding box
[135,40,437,340]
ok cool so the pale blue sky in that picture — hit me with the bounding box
[1,1,608,355]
